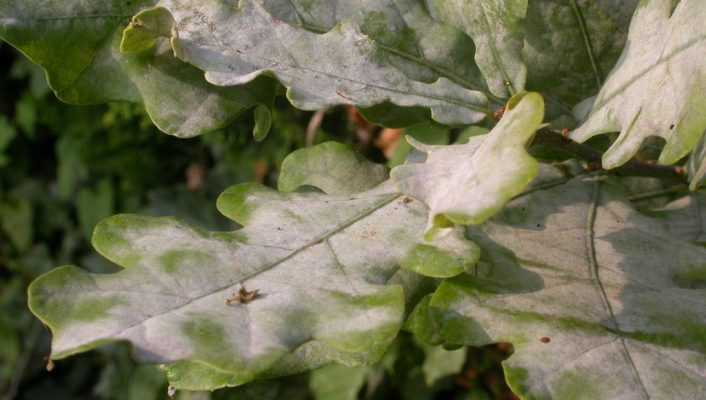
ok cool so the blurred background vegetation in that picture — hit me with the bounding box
[0,44,518,400]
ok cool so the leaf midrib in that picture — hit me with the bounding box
[103,193,402,342]
[292,13,498,102]
[586,180,651,399]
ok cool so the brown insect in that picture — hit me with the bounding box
[402,197,413,204]
[226,286,261,305]
[540,336,551,344]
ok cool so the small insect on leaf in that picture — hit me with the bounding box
[167,385,177,398]
[402,197,413,204]
[45,358,55,372]
[540,337,551,344]
[226,286,261,305]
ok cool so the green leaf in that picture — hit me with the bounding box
[425,0,528,98]
[420,345,466,387]
[120,7,176,54]
[252,105,273,142]
[424,1,636,105]
[358,103,431,129]
[278,142,388,195]
[455,126,489,145]
[77,179,115,241]
[388,122,450,168]
[0,197,33,252]
[15,93,37,137]
[523,0,638,105]
[0,116,17,168]
[687,132,706,190]
[417,174,706,399]
[261,0,485,94]
[28,143,479,391]
[0,1,272,137]
[309,364,368,400]
[391,92,544,238]
[572,0,706,168]
[163,1,489,126]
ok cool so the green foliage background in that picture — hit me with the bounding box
[0,45,516,400]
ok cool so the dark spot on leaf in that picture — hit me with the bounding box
[540,337,551,344]
[226,286,261,305]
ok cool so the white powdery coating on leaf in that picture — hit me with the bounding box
[572,0,706,167]
[392,92,544,236]
[162,0,489,125]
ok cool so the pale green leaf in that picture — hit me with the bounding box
[120,7,175,54]
[455,126,489,145]
[391,92,544,237]
[425,0,528,98]
[0,1,272,137]
[421,345,466,386]
[388,122,450,168]
[309,364,368,400]
[28,143,479,391]
[261,0,485,89]
[278,142,388,195]
[258,0,493,127]
[417,174,706,399]
[572,0,706,168]
[160,0,489,126]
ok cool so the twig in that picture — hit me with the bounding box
[627,185,690,202]
[530,129,687,181]
[306,109,327,147]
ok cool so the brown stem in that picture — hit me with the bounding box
[530,129,687,181]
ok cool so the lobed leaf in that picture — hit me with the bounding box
[278,141,388,196]
[0,1,273,138]
[391,92,545,238]
[158,0,490,126]
[260,0,485,93]
[572,0,706,168]
[523,0,638,106]
[425,0,528,98]
[28,143,480,391]
[425,0,638,106]
[412,173,706,399]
